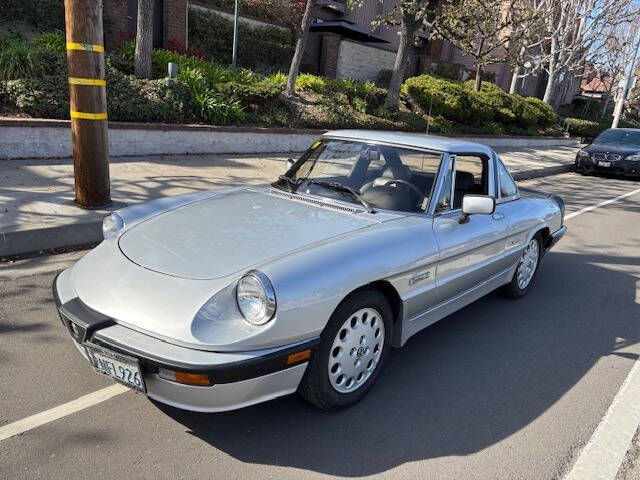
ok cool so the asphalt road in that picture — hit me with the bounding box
[1,172,640,480]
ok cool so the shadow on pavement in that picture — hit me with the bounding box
[156,250,639,477]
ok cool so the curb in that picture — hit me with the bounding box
[0,165,574,261]
[512,164,574,181]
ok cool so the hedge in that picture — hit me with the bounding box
[564,118,602,138]
[188,8,294,74]
[404,74,556,131]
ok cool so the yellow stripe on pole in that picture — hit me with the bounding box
[66,42,105,52]
[68,77,106,87]
[70,110,108,120]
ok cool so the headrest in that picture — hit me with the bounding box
[455,171,475,191]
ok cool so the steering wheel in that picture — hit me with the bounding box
[383,179,424,198]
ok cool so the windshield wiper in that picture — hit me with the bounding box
[277,175,301,193]
[308,180,376,214]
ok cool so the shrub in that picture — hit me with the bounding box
[2,0,65,32]
[487,121,505,135]
[179,67,244,124]
[375,69,393,88]
[404,75,476,122]
[524,97,556,127]
[188,8,294,74]
[106,65,195,123]
[296,73,326,93]
[434,62,458,80]
[217,74,285,105]
[0,34,48,80]
[564,118,602,138]
[33,30,66,53]
[2,75,69,118]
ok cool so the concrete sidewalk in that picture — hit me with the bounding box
[0,145,579,259]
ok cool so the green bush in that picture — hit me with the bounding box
[524,97,556,127]
[2,0,65,32]
[188,8,294,74]
[296,73,326,93]
[217,74,285,105]
[434,62,458,80]
[0,34,47,80]
[404,75,479,123]
[565,118,602,138]
[178,67,244,124]
[2,75,69,118]
[33,30,65,53]
[375,69,393,88]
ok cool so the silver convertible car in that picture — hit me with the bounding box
[53,130,566,411]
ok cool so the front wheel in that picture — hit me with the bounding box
[298,289,392,410]
[503,233,543,299]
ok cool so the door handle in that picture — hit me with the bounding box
[492,212,505,220]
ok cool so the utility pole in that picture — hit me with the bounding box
[231,0,239,68]
[612,31,640,129]
[64,0,111,208]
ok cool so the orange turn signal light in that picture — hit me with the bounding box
[174,371,211,386]
[287,349,311,365]
[159,368,210,386]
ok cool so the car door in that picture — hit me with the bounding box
[429,153,509,307]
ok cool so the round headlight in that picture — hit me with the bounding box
[236,271,276,325]
[102,213,124,239]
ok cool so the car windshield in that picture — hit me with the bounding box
[593,129,640,146]
[273,140,444,213]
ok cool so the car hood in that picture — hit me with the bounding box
[586,144,640,156]
[118,188,378,280]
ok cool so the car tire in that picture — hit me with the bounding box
[298,288,393,410]
[503,232,543,299]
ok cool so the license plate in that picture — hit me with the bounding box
[85,344,146,393]
[598,161,611,167]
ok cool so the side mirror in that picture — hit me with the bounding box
[284,158,295,173]
[460,194,495,224]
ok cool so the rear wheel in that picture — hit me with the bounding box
[298,289,392,410]
[503,233,542,299]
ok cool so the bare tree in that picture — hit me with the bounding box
[432,0,534,91]
[134,0,154,79]
[589,19,640,119]
[538,0,636,106]
[504,0,547,94]
[284,0,316,98]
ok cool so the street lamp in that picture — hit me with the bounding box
[231,0,239,68]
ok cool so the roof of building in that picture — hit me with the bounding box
[309,20,389,43]
[321,130,495,155]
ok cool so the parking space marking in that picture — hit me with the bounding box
[565,186,640,221]
[564,356,640,480]
[0,384,128,442]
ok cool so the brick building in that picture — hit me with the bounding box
[104,0,189,51]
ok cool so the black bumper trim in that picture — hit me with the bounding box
[91,336,320,385]
[53,280,319,385]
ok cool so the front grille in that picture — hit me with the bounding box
[593,153,622,161]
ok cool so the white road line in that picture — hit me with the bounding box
[565,186,640,220]
[0,384,128,442]
[564,356,640,480]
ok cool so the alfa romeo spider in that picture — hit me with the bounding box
[53,130,566,411]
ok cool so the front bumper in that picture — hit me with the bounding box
[575,157,640,177]
[545,225,566,250]
[53,272,318,412]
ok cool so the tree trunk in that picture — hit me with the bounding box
[600,88,612,121]
[384,11,416,111]
[284,0,315,97]
[542,37,557,105]
[134,0,154,79]
[509,67,519,94]
[474,64,482,91]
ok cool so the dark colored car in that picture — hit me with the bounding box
[575,128,640,177]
